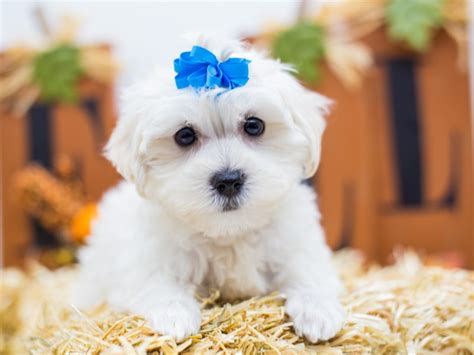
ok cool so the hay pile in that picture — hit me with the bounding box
[1,250,473,354]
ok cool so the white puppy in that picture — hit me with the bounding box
[74,38,345,343]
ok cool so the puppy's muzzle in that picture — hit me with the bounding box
[211,169,246,199]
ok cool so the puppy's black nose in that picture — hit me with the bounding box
[211,169,245,198]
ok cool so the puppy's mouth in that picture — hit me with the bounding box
[221,197,241,212]
[212,194,245,212]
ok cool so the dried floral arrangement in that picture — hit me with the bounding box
[257,0,468,87]
[0,14,119,115]
[15,164,97,246]
[1,250,472,354]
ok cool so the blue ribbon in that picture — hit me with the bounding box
[174,46,251,90]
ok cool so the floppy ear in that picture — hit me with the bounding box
[104,103,149,195]
[279,73,331,178]
[293,89,331,178]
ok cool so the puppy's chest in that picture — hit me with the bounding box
[200,242,272,299]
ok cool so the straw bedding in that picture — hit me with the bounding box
[1,250,473,354]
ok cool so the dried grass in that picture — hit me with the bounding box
[1,250,473,354]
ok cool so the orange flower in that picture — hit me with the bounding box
[69,203,98,244]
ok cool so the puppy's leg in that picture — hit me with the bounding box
[128,278,201,341]
[279,247,345,343]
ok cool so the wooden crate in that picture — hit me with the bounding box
[1,79,120,266]
[314,28,473,267]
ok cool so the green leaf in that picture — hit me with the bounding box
[387,0,444,51]
[272,22,325,83]
[33,44,82,103]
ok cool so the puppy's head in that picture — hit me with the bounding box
[106,37,330,238]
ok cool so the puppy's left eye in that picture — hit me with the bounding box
[244,117,265,137]
[174,127,197,147]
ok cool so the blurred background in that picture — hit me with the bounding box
[1,0,473,269]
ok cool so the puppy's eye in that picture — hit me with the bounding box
[244,117,265,137]
[174,127,197,147]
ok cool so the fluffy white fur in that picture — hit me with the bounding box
[74,37,345,343]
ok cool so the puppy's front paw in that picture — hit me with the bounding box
[286,293,345,343]
[146,299,201,341]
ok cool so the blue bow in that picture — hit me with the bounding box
[174,46,251,90]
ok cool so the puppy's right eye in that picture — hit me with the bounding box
[174,127,197,147]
